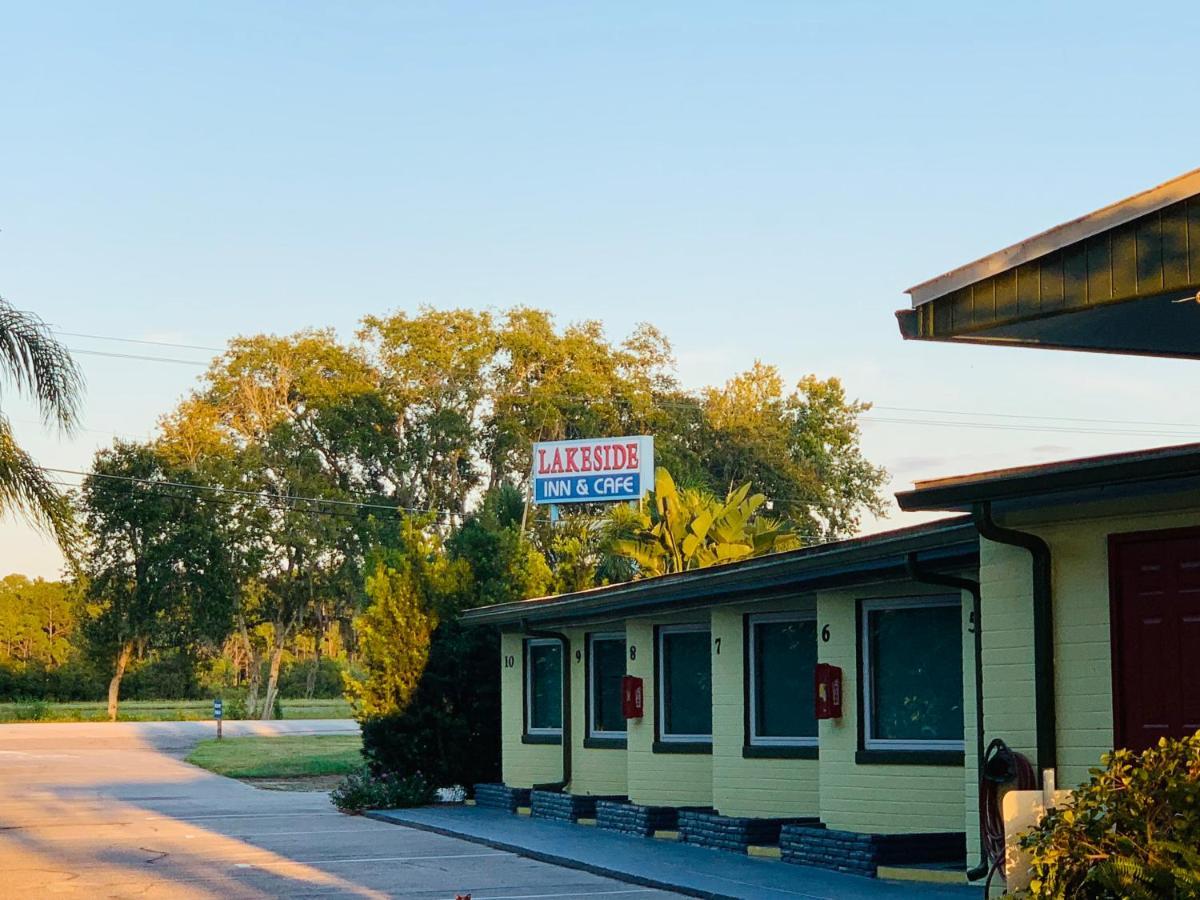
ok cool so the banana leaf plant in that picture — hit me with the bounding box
[604,467,800,577]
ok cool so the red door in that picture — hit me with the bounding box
[1110,529,1200,752]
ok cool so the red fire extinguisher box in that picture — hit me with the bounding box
[814,663,842,719]
[621,675,644,718]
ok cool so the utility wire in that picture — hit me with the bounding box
[53,328,1200,436]
[45,466,443,516]
[53,331,226,353]
[44,479,409,523]
[860,416,1200,439]
[872,405,1200,430]
[66,347,209,366]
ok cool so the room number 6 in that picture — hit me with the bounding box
[821,625,831,642]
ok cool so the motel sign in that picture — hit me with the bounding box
[532,436,654,505]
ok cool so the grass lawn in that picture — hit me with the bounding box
[0,697,353,723]
[186,734,363,778]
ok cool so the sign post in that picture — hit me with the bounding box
[213,698,223,740]
[532,436,654,508]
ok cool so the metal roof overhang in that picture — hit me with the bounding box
[896,442,1200,514]
[896,168,1200,359]
[461,517,978,627]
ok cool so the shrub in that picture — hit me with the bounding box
[330,767,435,814]
[1019,732,1200,899]
[122,652,204,700]
[277,658,347,699]
[12,699,51,721]
[211,690,281,720]
[359,620,500,790]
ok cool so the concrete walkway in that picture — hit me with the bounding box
[371,806,979,900]
[0,720,676,898]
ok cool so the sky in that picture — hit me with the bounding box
[4,2,1200,579]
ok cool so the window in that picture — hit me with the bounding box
[748,613,818,746]
[525,639,562,736]
[861,597,964,752]
[657,625,712,742]
[588,633,626,738]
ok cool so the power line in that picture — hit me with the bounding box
[66,347,209,366]
[52,328,1200,436]
[872,405,1200,430]
[54,330,226,353]
[45,466,445,516]
[44,478,401,523]
[860,415,1200,439]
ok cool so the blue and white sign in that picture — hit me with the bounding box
[532,435,654,505]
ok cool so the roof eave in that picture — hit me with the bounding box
[905,167,1200,309]
[897,445,1200,512]
[462,519,978,627]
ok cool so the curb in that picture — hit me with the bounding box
[363,809,736,900]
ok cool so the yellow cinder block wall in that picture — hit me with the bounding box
[500,630,562,788]
[816,585,972,835]
[711,598,819,817]
[564,625,628,796]
[624,611,713,807]
[981,501,1200,790]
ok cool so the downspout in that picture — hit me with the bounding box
[906,552,988,881]
[972,502,1057,782]
[520,619,571,793]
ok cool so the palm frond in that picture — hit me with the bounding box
[0,296,84,431]
[0,415,78,553]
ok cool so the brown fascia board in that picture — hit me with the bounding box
[897,442,1200,512]
[461,516,977,627]
[905,167,1200,308]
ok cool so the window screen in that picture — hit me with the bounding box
[660,628,712,739]
[866,602,963,746]
[590,635,626,735]
[752,618,818,742]
[526,640,562,732]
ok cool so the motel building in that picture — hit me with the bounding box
[461,168,1200,890]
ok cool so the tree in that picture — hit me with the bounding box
[605,467,801,577]
[79,442,237,719]
[359,308,496,520]
[699,364,887,540]
[343,519,470,717]
[0,575,77,667]
[355,486,554,788]
[163,332,386,718]
[0,297,83,550]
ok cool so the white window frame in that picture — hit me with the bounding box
[524,638,563,737]
[860,595,965,753]
[748,611,819,748]
[657,623,712,744]
[587,631,627,739]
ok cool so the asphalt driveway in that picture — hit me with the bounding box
[0,720,676,899]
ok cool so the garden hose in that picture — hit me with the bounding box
[980,738,1037,896]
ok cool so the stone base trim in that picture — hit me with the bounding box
[472,783,531,813]
[780,825,966,878]
[677,810,819,853]
[530,790,628,823]
[594,801,688,837]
